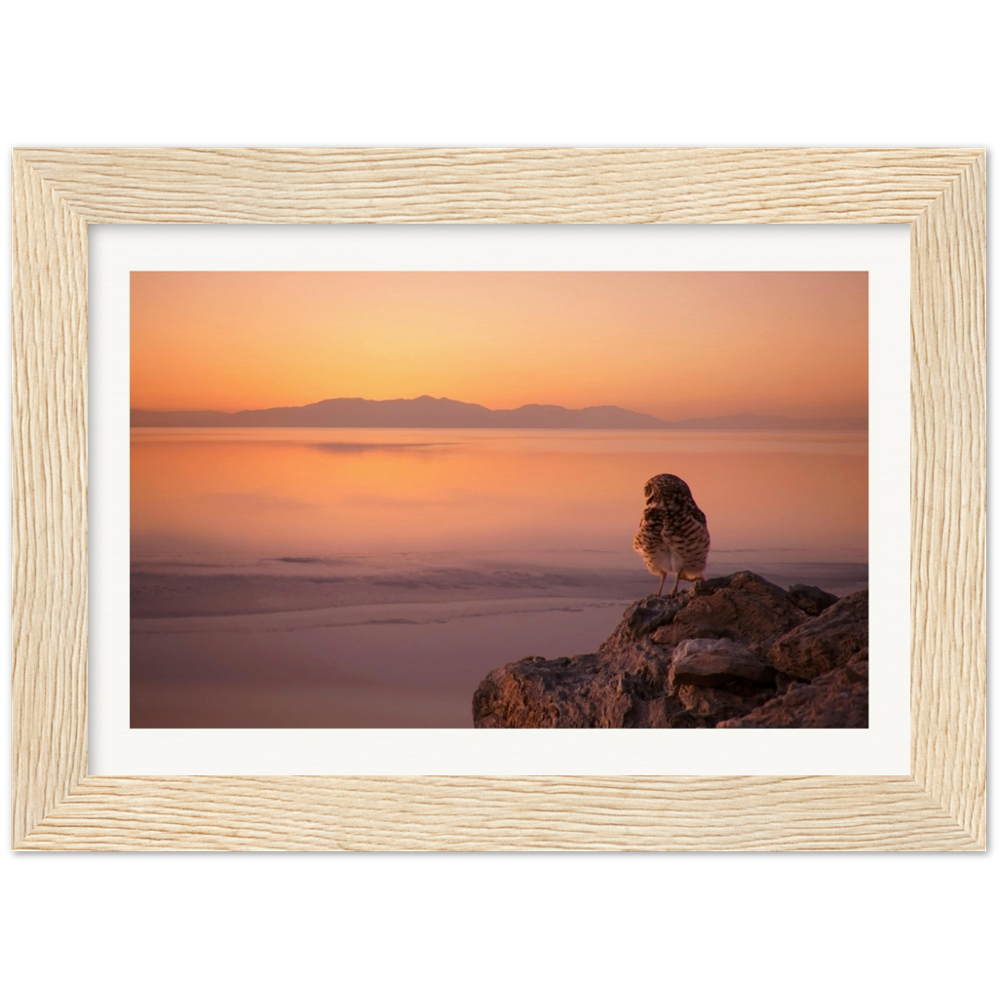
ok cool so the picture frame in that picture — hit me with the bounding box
[11,147,985,851]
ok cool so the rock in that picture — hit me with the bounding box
[471,649,683,728]
[472,654,607,728]
[471,572,868,729]
[787,583,840,616]
[668,638,776,690]
[769,590,868,680]
[625,696,680,728]
[651,624,743,645]
[718,653,868,728]
[662,710,709,728]
[641,571,807,655]
[675,684,775,726]
[612,595,684,641]
[774,672,797,695]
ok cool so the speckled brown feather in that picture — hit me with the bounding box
[633,474,710,584]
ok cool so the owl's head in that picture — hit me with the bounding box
[643,473,693,503]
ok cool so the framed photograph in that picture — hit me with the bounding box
[11,148,985,850]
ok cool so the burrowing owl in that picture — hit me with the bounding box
[633,473,710,597]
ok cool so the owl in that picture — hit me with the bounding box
[633,473,710,596]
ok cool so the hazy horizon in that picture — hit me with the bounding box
[131,271,868,420]
[129,392,867,429]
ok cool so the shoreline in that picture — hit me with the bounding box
[130,559,869,622]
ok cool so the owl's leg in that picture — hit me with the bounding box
[669,574,680,597]
[656,572,666,596]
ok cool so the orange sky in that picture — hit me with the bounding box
[130,271,867,420]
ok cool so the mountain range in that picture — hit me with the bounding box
[130,395,867,431]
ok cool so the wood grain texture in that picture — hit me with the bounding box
[11,151,89,847]
[13,147,985,224]
[15,777,982,851]
[910,153,987,845]
[9,148,986,851]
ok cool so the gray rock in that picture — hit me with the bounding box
[669,638,776,689]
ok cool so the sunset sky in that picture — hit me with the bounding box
[130,271,867,420]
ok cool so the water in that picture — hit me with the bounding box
[131,428,868,727]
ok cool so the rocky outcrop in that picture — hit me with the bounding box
[472,572,868,729]
[719,650,868,728]
[768,590,868,680]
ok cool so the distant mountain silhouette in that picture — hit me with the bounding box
[130,395,867,431]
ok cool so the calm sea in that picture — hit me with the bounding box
[131,428,868,728]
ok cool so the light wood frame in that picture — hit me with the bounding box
[12,148,985,850]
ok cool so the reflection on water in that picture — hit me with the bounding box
[131,428,868,728]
